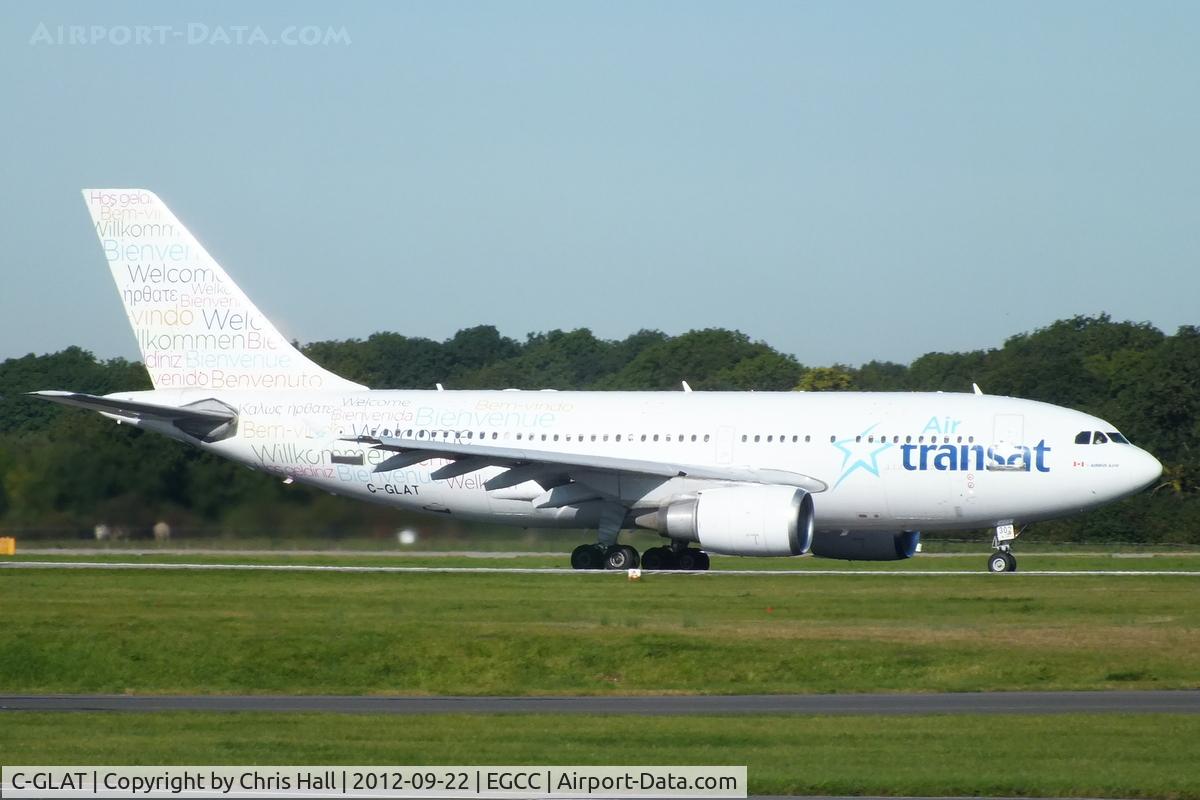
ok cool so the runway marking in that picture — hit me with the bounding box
[3,561,1200,576]
[2,690,1198,715]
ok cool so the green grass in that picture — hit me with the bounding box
[1,712,1198,797]
[9,550,1200,570]
[1,567,1198,695]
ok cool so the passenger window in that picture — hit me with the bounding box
[754,435,761,443]
[805,435,811,443]
[703,434,710,442]
[1093,431,1108,444]
[768,435,774,443]
[1075,431,1092,445]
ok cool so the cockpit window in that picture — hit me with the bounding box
[1093,431,1108,444]
[1074,431,1092,445]
[1109,431,1130,444]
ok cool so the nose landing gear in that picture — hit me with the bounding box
[987,523,1019,572]
[987,550,1017,573]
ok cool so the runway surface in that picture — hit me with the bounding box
[3,690,1198,714]
[3,560,1200,576]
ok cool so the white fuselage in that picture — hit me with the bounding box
[125,388,1162,535]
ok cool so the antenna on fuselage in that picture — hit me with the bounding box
[436,383,445,391]
[681,381,693,392]
[972,382,984,395]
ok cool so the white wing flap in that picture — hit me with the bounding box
[344,434,827,492]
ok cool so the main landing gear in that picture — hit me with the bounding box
[643,542,710,571]
[570,543,640,571]
[570,542,710,571]
[987,523,1019,573]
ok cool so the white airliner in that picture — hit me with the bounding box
[34,189,1163,573]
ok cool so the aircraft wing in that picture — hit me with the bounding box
[29,391,237,440]
[344,433,828,493]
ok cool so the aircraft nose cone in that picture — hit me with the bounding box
[1132,449,1163,491]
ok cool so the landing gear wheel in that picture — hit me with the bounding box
[604,544,639,570]
[694,551,710,571]
[641,546,670,570]
[988,551,1012,573]
[1003,551,1017,572]
[675,549,710,571]
[571,544,605,570]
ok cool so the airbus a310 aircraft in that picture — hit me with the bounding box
[34,189,1163,573]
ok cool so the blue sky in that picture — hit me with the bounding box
[1,1,1197,367]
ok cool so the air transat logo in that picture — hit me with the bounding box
[831,418,1053,488]
[832,423,892,489]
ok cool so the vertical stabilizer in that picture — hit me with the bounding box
[82,189,363,392]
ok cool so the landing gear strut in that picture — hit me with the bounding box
[987,523,1019,573]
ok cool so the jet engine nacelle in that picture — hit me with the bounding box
[810,530,921,561]
[659,485,814,556]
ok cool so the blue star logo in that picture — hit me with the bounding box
[832,423,893,489]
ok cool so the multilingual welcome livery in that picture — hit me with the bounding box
[31,189,1162,573]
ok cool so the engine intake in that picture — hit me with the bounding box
[810,530,921,561]
[658,485,814,556]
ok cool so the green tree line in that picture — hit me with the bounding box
[1,315,1196,543]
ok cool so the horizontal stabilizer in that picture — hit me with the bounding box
[30,391,237,441]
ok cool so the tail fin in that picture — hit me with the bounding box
[82,189,363,392]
